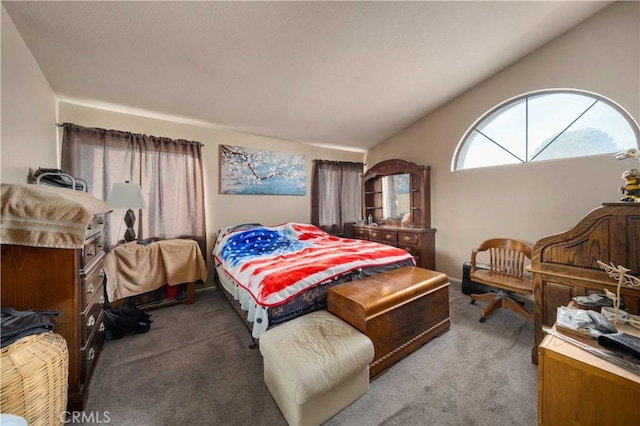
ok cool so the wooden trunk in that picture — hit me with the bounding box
[327,266,450,379]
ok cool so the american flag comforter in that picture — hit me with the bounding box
[214,222,416,307]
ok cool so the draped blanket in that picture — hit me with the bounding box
[105,239,208,302]
[214,223,415,308]
[1,184,111,249]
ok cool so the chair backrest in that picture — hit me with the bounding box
[472,238,532,279]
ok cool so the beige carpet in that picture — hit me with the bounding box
[80,282,536,425]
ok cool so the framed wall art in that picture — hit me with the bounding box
[219,144,307,195]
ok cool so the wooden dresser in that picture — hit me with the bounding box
[352,225,436,270]
[354,158,437,270]
[1,213,108,410]
[528,203,640,364]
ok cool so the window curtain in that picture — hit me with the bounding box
[311,160,364,236]
[61,123,206,254]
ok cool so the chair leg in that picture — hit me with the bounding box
[503,296,533,321]
[472,291,532,323]
[470,293,499,304]
[479,296,503,322]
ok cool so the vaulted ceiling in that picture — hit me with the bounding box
[3,1,612,151]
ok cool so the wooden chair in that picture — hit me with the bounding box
[469,238,533,323]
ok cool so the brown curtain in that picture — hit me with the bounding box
[311,160,364,236]
[61,123,206,254]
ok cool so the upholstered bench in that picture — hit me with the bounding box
[259,310,374,426]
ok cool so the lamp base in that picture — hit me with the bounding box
[123,209,136,242]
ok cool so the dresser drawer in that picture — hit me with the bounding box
[85,213,106,239]
[82,288,104,345]
[83,233,105,269]
[398,232,419,246]
[398,243,419,259]
[81,255,105,309]
[369,229,397,244]
[81,313,105,388]
[354,227,369,239]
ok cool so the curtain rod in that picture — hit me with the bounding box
[56,122,204,147]
[312,159,365,166]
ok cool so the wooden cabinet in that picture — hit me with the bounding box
[361,159,431,228]
[353,225,436,270]
[537,329,640,425]
[1,213,108,411]
[529,203,640,364]
[356,158,437,270]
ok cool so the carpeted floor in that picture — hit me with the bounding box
[80,282,537,426]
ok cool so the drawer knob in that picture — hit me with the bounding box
[87,315,95,327]
[86,246,96,256]
[99,269,106,277]
[87,347,96,361]
[97,240,104,248]
[402,236,411,241]
[99,322,106,332]
[100,296,105,304]
[87,222,94,230]
[87,283,95,294]
[97,217,105,225]
[385,234,392,240]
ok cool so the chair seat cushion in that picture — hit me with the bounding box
[259,310,374,405]
[471,270,531,294]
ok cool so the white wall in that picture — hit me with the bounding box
[366,2,640,280]
[3,2,638,284]
[1,5,58,183]
[58,102,364,283]
[1,3,363,285]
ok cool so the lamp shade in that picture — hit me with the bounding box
[107,182,146,209]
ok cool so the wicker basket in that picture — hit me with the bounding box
[1,332,69,426]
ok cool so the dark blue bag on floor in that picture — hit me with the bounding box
[102,306,152,340]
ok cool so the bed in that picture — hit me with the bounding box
[212,222,416,339]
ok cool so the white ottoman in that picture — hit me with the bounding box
[259,310,374,426]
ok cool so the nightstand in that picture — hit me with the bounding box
[537,325,640,425]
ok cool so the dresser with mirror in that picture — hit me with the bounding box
[352,159,436,270]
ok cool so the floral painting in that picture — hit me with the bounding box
[219,145,307,195]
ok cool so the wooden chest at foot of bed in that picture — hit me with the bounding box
[327,266,450,379]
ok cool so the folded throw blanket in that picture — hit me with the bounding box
[1,184,111,249]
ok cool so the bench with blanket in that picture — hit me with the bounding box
[104,239,208,306]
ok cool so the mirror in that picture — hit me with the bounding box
[382,174,411,222]
[362,158,430,229]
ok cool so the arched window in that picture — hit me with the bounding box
[453,89,640,171]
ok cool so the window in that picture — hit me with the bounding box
[311,160,363,236]
[60,123,206,253]
[453,90,640,170]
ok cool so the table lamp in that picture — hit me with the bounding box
[107,181,146,242]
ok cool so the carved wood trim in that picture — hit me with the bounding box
[362,159,428,181]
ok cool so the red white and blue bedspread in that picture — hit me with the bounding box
[214,222,415,308]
